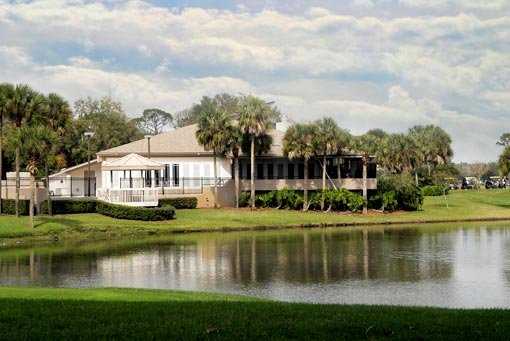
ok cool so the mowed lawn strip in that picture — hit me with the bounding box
[0,287,508,340]
[0,190,509,241]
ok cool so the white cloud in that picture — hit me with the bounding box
[0,0,507,162]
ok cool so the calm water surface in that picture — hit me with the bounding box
[1,223,510,308]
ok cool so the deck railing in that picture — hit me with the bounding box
[96,188,159,206]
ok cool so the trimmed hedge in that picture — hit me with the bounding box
[159,197,197,209]
[40,199,97,215]
[1,199,30,216]
[422,185,449,197]
[96,201,176,221]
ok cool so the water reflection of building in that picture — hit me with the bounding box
[0,228,460,288]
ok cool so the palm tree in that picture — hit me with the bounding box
[238,96,274,209]
[226,124,243,208]
[312,117,342,210]
[408,125,453,177]
[353,134,379,215]
[196,104,232,208]
[45,93,72,215]
[283,123,317,211]
[4,85,47,217]
[13,126,58,228]
[0,83,14,214]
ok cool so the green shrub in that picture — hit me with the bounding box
[275,188,303,210]
[421,185,449,197]
[40,199,97,215]
[96,202,176,221]
[1,199,30,216]
[239,192,251,207]
[374,174,423,211]
[159,197,197,209]
[323,189,364,212]
[256,191,277,208]
[382,191,399,212]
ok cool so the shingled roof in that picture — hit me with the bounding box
[97,124,286,158]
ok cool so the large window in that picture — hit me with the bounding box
[267,164,274,179]
[277,164,284,179]
[288,163,295,179]
[172,164,179,186]
[257,163,264,179]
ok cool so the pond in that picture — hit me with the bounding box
[1,222,510,308]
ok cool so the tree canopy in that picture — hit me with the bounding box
[132,108,172,135]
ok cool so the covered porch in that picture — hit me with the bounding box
[98,153,164,206]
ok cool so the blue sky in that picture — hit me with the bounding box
[0,0,509,162]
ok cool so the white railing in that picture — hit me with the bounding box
[97,188,159,206]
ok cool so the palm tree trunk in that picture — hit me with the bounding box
[250,136,255,209]
[303,160,309,211]
[213,153,218,208]
[321,155,326,211]
[362,159,368,215]
[29,177,35,228]
[15,146,20,217]
[46,164,52,216]
[234,157,239,208]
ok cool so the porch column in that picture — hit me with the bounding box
[151,169,155,188]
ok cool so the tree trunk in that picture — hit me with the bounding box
[46,164,52,216]
[321,155,326,211]
[213,153,218,208]
[234,157,239,208]
[303,160,309,211]
[29,177,35,228]
[15,146,20,217]
[415,171,419,186]
[362,160,368,215]
[250,136,255,209]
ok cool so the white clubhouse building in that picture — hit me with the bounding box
[49,124,377,207]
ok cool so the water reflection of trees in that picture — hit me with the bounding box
[0,228,456,286]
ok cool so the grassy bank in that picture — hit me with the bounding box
[0,189,509,244]
[0,287,508,340]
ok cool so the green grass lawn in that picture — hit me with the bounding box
[0,189,509,243]
[0,287,508,340]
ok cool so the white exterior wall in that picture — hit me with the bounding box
[100,156,232,189]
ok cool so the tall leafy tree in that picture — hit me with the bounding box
[498,147,510,177]
[65,96,143,165]
[196,104,233,208]
[133,108,173,135]
[3,84,47,217]
[239,96,275,209]
[283,123,317,211]
[0,83,14,214]
[174,94,241,128]
[353,134,380,215]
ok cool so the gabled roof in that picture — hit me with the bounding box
[97,124,211,157]
[102,153,164,170]
[97,123,287,158]
[49,159,99,178]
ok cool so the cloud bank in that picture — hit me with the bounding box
[0,0,508,161]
